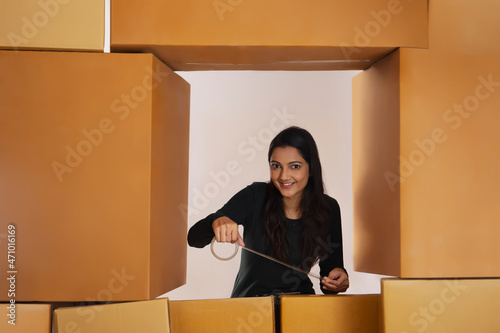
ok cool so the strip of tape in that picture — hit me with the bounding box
[210,237,321,280]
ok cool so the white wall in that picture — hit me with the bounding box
[163,70,388,300]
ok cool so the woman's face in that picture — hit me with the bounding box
[269,146,310,202]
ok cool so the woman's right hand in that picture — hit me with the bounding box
[212,216,245,247]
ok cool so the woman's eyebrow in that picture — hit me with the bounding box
[269,160,303,164]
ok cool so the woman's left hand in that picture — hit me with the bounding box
[321,268,349,293]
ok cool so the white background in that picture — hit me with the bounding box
[162,70,389,300]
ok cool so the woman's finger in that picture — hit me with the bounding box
[322,269,350,292]
[237,234,245,247]
[213,216,240,243]
[214,224,221,242]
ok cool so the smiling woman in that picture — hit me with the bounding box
[269,146,310,212]
[187,126,349,298]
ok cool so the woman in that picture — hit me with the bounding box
[188,126,349,297]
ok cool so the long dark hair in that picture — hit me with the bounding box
[264,126,330,269]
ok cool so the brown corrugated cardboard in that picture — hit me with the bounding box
[1,303,51,333]
[0,50,190,301]
[169,297,274,333]
[0,0,104,51]
[382,278,500,333]
[281,294,380,333]
[429,0,500,59]
[111,0,428,70]
[352,48,401,277]
[54,298,171,333]
[353,48,500,277]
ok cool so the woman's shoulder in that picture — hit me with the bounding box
[322,193,340,212]
[232,181,268,200]
[248,181,268,191]
[246,181,268,198]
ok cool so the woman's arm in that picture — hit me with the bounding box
[318,196,349,294]
[187,183,261,248]
[187,212,222,248]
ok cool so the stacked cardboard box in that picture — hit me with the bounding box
[281,294,381,333]
[353,48,500,278]
[1,304,51,333]
[0,50,190,303]
[0,2,189,331]
[382,278,500,333]
[352,1,500,331]
[0,0,104,51]
[54,299,172,333]
[111,0,428,71]
[170,297,275,332]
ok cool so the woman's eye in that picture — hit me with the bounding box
[291,164,300,169]
[271,164,280,169]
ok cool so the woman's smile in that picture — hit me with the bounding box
[270,146,309,202]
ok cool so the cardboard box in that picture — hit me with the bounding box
[54,298,171,333]
[382,278,500,333]
[111,0,428,71]
[281,295,380,333]
[352,48,500,277]
[0,50,190,301]
[0,0,104,51]
[169,297,274,333]
[429,0,500,59]
[1,303,51,333]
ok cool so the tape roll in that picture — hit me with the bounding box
[210,237,240,261]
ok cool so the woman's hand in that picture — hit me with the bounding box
[321,268,349,293]
[212,216,245,247]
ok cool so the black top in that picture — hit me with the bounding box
[187,182,346,297]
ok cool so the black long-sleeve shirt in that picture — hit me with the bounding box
[188,182,346,297]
